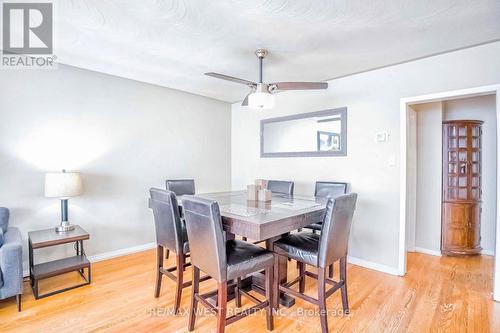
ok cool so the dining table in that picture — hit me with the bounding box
[188,190,328,308]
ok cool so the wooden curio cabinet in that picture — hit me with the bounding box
[442,120,483,256]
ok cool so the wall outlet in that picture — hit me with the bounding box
[388,155,396,167]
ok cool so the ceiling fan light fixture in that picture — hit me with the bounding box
[248,83,274,109]
[248,91,274,109]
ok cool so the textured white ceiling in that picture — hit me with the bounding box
[53,0,500,102]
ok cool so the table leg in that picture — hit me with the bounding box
[265,236,295,308]
[79,240,85,274]
[28,239,34,287]
[34,280,39,300]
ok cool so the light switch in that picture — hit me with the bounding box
[376,132,389,142]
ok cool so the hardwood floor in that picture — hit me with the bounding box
[1,250,499,332]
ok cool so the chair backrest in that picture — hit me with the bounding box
[182,196,227,282]
[267,180,294,196]
[166,179,195,196]
[318,193,357,267]
[149,188,184,254]
[314,181,348,198]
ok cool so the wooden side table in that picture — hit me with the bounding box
[28,225,91,299]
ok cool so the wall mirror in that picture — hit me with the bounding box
[260,107,347,157]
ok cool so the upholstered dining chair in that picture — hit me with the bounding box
[164,179,195,259]
[166,179,195,196]
[304,181,348,233]
[182,196,275,333]
[273,193,357,333]
[301,182,348,277]
[267,180,294,196]
[149,188,209,314]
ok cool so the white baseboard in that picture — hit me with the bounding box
[414,247,442,257]
[482,249,495,256]
[88,242,156,263]
[347,255,400,276]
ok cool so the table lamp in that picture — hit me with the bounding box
[45,170,83,232]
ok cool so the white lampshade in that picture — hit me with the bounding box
[45,171,83,198]
[248,91,275,109]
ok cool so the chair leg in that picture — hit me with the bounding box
[298,261,305,293]
[154,245,164,298]
[318,267,329,333]
[312,229,317,234]
[217,281,228,333]
[235,277,241,307]
[188,266,200,331]
[16,294,21,312]
[182,254,187,271]
[165,249,170,259]
[340,256,349,314]
[329,264,334,279]
[174,253,184,314]
[265,266,274,331]
[273,254,280,310]
[242,237,247,241]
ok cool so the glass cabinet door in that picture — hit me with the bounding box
[443,122,482,202]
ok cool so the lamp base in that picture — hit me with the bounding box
[55,221,76,233]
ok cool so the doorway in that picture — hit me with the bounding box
[399,84,500,301]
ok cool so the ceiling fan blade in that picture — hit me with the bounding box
[270,82,328,90]
[205,72,256,87]
[242,93,250,106]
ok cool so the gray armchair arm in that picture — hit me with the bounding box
[0,227,23,299]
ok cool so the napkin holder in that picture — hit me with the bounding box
[247,184,261,201]
[255,179,268,189]
[258,189,272,202]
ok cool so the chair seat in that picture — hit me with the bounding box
[304,222,323,231]
[273,232,320,267]
[226,240,274,280]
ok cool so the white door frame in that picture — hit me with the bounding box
[398,84,500,301]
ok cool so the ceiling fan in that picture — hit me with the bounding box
[205,49,328,109]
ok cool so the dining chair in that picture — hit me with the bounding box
[304,181,348,233]
[149,188,209,314]
[166,179,196,196]
[164,179,195,259]
[299,182,348,276]
[182,196,275,333]
[273,193,358,333]
[267,180,294,196]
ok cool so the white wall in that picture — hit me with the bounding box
[444,95,497,255]
[231,41,500,272]
[414,102,443,254]
[0,64,231,271]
